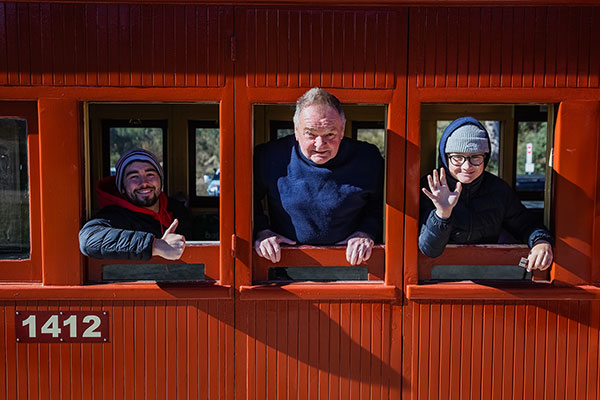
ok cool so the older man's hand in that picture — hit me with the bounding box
[339,231,375,265]
[254,229,297,263]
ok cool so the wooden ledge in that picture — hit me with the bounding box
[239,282,398,301]
[0,282,233,300]
[406,283,600,301]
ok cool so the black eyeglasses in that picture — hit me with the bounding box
[447,154,485,167]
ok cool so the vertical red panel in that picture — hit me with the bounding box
[544,302,558,400]
[353,12,366,89]
[187,303,199,400]
[545,7,558,88]
[118,5,131,87]
[589,8,600,88]
[423,8,436,88]
[298,11,311,88]
[106,5,119,86]
[511,7,525,88]
[254,10,266,88]
[308,302,319,399]
[276,302,288,400]
[309,11,322,88]
[434,9,447,88]
[255,301,266,399]
[411,8,425,88]
[455,8,470,87]
[501,304,515,399]
[467,8,481,88]
[521,7,535,88]
[16,3,31,85]
[39,3,53,86]
[533,303,548,400]
[288,10,300,88]
[445,8,459,88]
[266,302,277,399]
[176,302,187,398]
[480,303,494,398]
[363,12,376,89]
[276,10,289,87]
[134,302,146,399]
[328,302,341,400]
[140,5,154,87]
[152,5,165,87]
[533,8,547,88]
[74,4,87,86]
[575,302,590,399]
[478,8,492,87]
[123,302,135,399]
[198,301,209,400]
[184,5,196,87]
[266,9,278,87]
[330,12,343,88]
[349,302,361,400]
[565,302,579,399]
[486,8,505,87]
[338,302,350,400]
[491,304,504,400]
[417,303,430,399]
[174,6,186,87]
[341,12,354,88]
[318,302,330,400]
[129,5,142,86]
[577,9,591,88]
[154,302,166,399]
[165,302,177,398]
[16,308,28,400]
[297,301,309,400]
[360,304,372,400]
[500,8,513,88]
[163,6,175,87]
[523,304,537,399]
[470,304,483,399]
[448,304,462,400]
[5,3,19,85]
[62,4,76,86]
[287,301,299,400]
[370,303,382,400]
[512,303,526,398]
[85,4,99,86]
[566,8,580,88]
[0,3,8,85]
[428,302,441,399]
[460,303,473,399]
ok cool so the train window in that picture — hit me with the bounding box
[419,104,554,281]
[101,119,167,179]
[253,103,386,283]
[0,118,29,260]
[352,121,386,157]
[86,103,221,282]
[189,120,220,205]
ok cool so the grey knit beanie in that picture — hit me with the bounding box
[115,148,164,192]
[445,124,490,154]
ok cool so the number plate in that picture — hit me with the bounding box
[15,311,109,343]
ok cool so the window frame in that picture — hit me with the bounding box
[236,89,401,299]
[0,101,41,282]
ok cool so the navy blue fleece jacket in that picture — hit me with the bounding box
[254,135,384,245]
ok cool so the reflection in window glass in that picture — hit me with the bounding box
[277,128,294,139]
[357,128,385,157]
[0,118,29,259]
[109,126,164,174]
[516,121,547,176]
[436,120,500,176]
[195,127,220,197]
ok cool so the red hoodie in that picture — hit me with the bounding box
[96,176,174,235]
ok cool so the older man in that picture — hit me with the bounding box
[254,88,384,265]
[79,148,189,260]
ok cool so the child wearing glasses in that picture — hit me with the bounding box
[418,117,553,272]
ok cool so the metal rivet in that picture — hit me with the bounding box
[103,312,107,315]
[15,312,19,315]
[16,338,20,342]
[59,312,63,315]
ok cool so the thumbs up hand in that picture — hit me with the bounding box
[152,219,186,260]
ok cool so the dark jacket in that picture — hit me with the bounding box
[419,117,553,258]
[254,135,384,244]
[79,176,191,260]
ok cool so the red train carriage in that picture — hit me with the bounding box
[1,0,600,398]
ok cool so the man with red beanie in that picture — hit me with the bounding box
[79,148,191,260]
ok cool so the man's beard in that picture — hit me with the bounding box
[126,191,159,208]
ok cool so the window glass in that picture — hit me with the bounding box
[515,121,547,210]
[193,124,220,197]
[102,263,205,282]
[0,118,29,259]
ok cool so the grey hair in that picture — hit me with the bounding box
[293,87,346,126]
